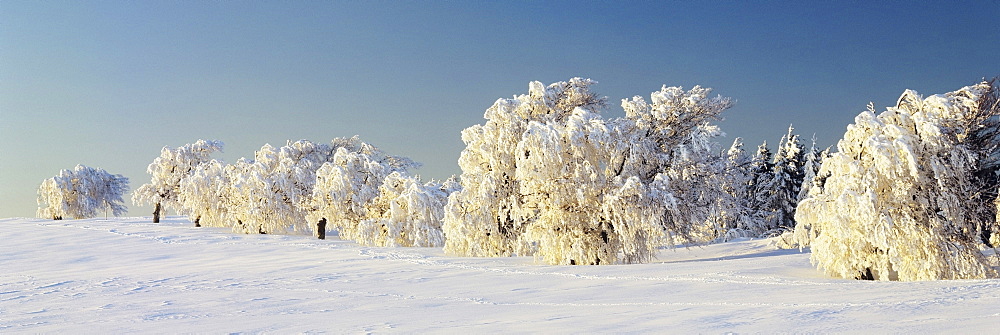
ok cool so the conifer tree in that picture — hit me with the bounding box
[770,126,805,230]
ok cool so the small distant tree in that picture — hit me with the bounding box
[133,140,223,223]
[38,165,129,220]
[797,137,827,203]
[744,142,778,233]
[710,138,756,241]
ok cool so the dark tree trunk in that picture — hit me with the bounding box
[317,218,327,240]
[194,216,201,228]
[53,215,62,220]
[153,202,161,223]
[858,268,875,281]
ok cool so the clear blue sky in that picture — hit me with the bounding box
[2,1,998,218]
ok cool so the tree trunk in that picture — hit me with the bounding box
[153,202,161,223]
[194,216,201,228]
[53,215,62,220]
[317,218,327,240]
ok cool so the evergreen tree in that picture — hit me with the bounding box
[711,138,755,240]
[744,142,778,235]
[797,137,823,202]
[770,126,805,230]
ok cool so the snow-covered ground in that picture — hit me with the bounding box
[2,217,998,333]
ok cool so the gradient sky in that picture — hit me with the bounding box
[2,1,998,218]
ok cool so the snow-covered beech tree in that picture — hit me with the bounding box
[615,84,734,246]
[306,138,419,240]
[133,140,223,223]
[226,140,336,235]
[955,79,1000,247]
[444,78,606,258]
[354,173,460,247]
[515,108,652,265]
[444,78,734,264]
[213,158,267,233]
[176,159,231,228]
[794,81,1000,281]
[308,148,389,239]
[218,138,413,236]
[37,165,129,220]
[168,136,417,237]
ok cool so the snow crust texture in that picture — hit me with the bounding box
[2,217,998,333]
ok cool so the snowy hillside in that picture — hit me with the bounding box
[2,217,998,333]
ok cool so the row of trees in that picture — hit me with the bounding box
[129,137,457,247]
[710,128,828,241]
[37,77,999,280]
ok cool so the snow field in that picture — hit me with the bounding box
[2,217,998,333]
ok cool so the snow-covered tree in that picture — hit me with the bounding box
[215,158,265,233]
[741,142,779,234]
[444,78,606,258]
[794,82,999,281]
[215,138,413,236]
[355,173,459,247]
[444,79,734,264]
[224,140,331,235]
[37,165,129,220]
[133,140,223,223]
[797,137,824,202]
[306,138,419,239]
[177,159,231,228]
[308,148,390,239]
[954,79,1000,247]
[515,108,634,265]
[709,138,756,241]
